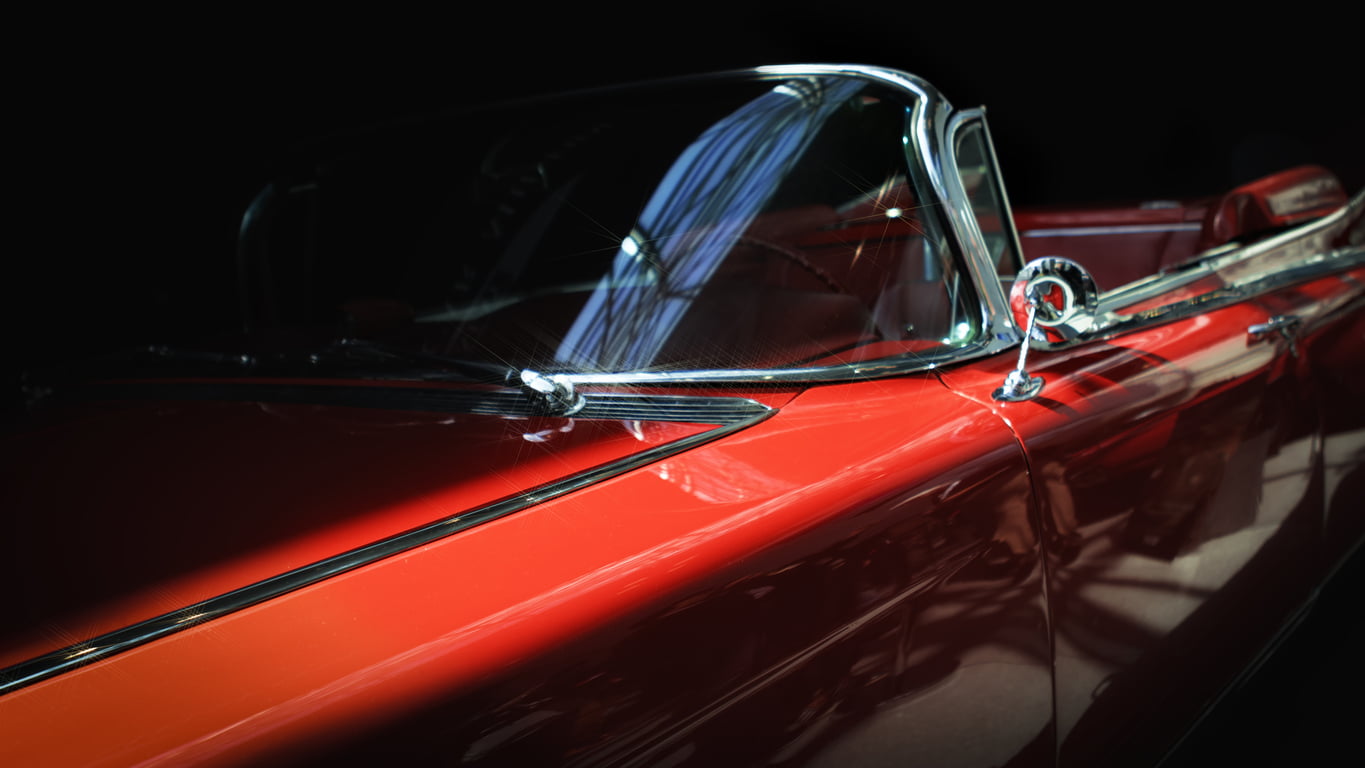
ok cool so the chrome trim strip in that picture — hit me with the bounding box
[0,399,775,696]
[1096,258,1222,315]
[1102,249,1359,336]
[1069,246,1365,349]
[72,382,767,424]
[1022,223,1202,237]
[943,108,1025,346]
[555,344,983,386]
[1098,192,1364,317]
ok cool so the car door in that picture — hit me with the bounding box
[943,297,1320,767]
[1252,262,1365,572]
[937,209,1365,768]
[935,112,1365,767]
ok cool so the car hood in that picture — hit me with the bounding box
[0,379,774,671]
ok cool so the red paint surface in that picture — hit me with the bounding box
[2,197,1360,766]
[0,375,1055,767]
[939,269,1364,766]
[0,385,720,669]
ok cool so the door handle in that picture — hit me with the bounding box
[1248,314,1302,356]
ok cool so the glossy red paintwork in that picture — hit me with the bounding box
[3,257,1361,767]
[0,381,732,669]
[1256,270,1365,569]
[939,268,1365,767]
[0,374,1055,767]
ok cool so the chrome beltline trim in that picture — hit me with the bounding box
[0,398,774,696]
[1065,245,1365,349]
[70,381,770,424]
[1099,191,1363,315]
[554,343,986,386]
[1097,259,1221,314]
[1022,223,1203,237]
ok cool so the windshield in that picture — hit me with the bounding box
[241,74,981,377]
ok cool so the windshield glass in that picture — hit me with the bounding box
[242,74,980,376]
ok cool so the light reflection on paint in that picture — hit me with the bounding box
[523,420,577,443]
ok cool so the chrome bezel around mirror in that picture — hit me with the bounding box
[1016,256,1099,341]
[993,256,1100,402]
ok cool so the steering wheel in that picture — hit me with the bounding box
[733,235,853,295]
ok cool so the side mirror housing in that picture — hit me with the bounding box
[994,257,1099,402]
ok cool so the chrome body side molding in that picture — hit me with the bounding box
[0,395,774,695]
[67,382,771,424]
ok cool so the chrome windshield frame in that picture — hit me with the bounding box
[236,64,1023,387]
[542,64,1022,387]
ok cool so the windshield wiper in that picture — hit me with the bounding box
[30,340,593,417]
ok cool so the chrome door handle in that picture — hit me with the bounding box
[1248,314,1302,356]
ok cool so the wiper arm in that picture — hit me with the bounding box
[515,369,586,416]
[319,353,588,416]
[33,341,587,417]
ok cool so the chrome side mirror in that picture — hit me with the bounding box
[993,257,1098,402]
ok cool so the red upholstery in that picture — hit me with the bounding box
[1197,165,1347,252]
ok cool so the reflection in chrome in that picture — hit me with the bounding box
[0,396,774,696]
[1247,314,1303,357]
[1019,257,1100,340]
[1082,246,1365,349]
[942,109,1025,350]
[994,256,1100,402]
[69,381,765,424]
[994,287,1045,402]
[1048,187,1365,353]
[1097,191,1364,319]
[517,369,586,416]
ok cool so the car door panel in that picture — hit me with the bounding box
[938,295,1321,767]
[1253,266,1365,572]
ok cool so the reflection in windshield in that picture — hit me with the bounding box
[556,79,866,371]
[241,74,978,377]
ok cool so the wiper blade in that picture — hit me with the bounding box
[33,341,591,417]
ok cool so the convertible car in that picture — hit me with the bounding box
[2,64,1362,766]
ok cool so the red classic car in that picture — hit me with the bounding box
[3,64,1362,766]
